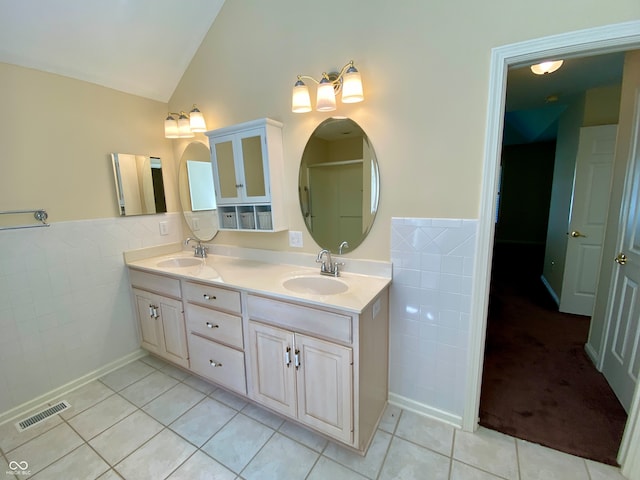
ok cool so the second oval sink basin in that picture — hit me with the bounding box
[157,257,203,268]
[282,275,349,295]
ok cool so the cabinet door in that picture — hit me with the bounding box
[211,134,241,204]
[238,129,269,203]
[296,333,353,444]
[133,289,162,355]
[248,321,296,417]
[157,296,189,368]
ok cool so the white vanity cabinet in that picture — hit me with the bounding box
[183,281,247,395]
[205,118,286,232]
[246,292,389,451]
[129,270,189,368]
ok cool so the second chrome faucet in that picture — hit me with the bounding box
[316,241,349,276]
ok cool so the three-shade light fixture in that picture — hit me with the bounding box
[292,60,364,113]
[164,104,207,138]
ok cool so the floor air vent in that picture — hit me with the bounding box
[15,401,71,432]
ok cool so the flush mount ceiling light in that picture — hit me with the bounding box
[164,104,207,138]
[530,60,564,75]
[292,60,364,113]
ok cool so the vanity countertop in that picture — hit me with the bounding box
[125,247,391,313]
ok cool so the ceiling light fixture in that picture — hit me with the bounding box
[292,60,364,113]
[164,104,207,138]
[530,60,564,75]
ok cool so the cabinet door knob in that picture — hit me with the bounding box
[206,322,219,329]
[203,294,217,301]
[209,360,223,367]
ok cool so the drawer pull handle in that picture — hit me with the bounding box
[206,322,219,329]
[285,346,291,367]
[209,360,223,367]
[203,294,217,301]
[294,349,301,370]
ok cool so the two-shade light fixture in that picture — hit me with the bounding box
[292,60,364,113]
[164,105,207,138]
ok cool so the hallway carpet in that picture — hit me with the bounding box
[479,244,627,466]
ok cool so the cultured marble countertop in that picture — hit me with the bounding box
[125,245,392,313]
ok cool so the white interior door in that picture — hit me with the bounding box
[602,99,640,412]
[560,125,617,315]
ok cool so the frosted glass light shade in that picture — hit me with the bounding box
[189,106,207,132]
[530,60,564,75]
[164,115,179,138]
[292,80,312,113]
[178,113,194,138]
[341,66,364,103]
[316,78,337,112]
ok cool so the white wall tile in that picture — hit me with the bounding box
[390,217,477,420]
[0,213,182,415]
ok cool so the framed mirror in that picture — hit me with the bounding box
[111,153,167,216]
[178,142,219,241]
[298,117,379,253]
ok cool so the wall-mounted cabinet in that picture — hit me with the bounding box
[206,118,287,232]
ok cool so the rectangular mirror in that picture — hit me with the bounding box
[111,153,167,216]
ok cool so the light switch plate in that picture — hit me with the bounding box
[159,221,169,236]
[289,231,303,248]
[192,217,200,231]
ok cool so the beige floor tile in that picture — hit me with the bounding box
[324,429,392,480]
[161,363,192,381]
[242,432,319,480]
[54,380,115,420]
[454,427,518,480]
[308,456,369,480]
[0,406,62,452]
[6,423,83,476]
[279,420,328,452]
[451,460,507,480]
[201,414,274,473]
[395,409,455,456]
[210,388,248,410]
[241,402,284,430]
[96,469,124,480]
[115,428,195,480]
[378,404,402,434]
[379,436,450,480]
[182,374,217,395]
[167,451,236,480]
[518,439,590,480]
[142,383,205,425]
[68,394,137,440]
[30,444,109,479]
[139,354,169,370]
[119,370,178,407]
[99,360,154,391]
[89,410,163,465]
[170,397,236,447]
[585,460,627,480]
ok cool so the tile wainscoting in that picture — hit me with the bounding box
[0,213,183,418]
[389,217,477,425]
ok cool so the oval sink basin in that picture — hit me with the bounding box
[282,275,349,295]
[156,257,202,268]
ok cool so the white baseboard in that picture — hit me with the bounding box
[540,274,560,306]
[0,349,147,426]
[388,392,462,428]
[584,343,601,369]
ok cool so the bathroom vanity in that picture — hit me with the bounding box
[125,245,390,453]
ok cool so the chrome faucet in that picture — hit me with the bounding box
[316,248,345,277]
[185,237,208,258]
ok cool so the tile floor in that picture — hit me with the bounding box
[0,356,629,480]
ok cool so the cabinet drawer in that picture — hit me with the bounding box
[186,304,243,349]
[188,334,247,395]
[183,281,241,313]
[247,295,352,344]
[129,269,181,298]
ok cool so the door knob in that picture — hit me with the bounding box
[570,231,587,238]
[615,253,628,265]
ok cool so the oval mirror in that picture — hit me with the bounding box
[298,118,379,253]
[178,142,219,241]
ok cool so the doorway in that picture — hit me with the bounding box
[464,21,640,475]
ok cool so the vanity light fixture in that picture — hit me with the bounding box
[292,60,364,113]
[164,104,207,138]
[530,60,564,75]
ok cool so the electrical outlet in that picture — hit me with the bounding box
[289,230,303,248]
[373,298,381,318]
[159,221,169,236]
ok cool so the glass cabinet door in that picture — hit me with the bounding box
[241,134,267,198]
[213,138,239,202]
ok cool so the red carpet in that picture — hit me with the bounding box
[479,244,627,466]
